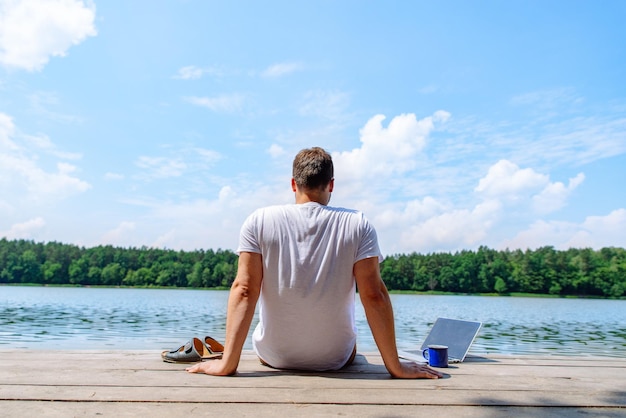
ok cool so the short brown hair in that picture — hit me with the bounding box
[292,147,334,190]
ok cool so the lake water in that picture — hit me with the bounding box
[1,286,625,358]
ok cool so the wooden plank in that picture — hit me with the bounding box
[1,384,624,407]
[2,367,622,394]
[4,401,623,418]
[0,350,625,412]
[2,352,624,392]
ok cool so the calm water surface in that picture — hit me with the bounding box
[1,286,625,357]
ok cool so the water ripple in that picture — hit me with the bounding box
[1,287,625,357]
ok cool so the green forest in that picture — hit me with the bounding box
[1,238,625,298]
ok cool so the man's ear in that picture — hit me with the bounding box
[291,178,297,192]
[328,178,334,193]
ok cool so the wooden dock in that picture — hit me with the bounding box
[0,349,624,417]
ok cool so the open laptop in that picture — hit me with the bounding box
[398,317,482,364]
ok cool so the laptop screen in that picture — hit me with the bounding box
[419,317,482,361]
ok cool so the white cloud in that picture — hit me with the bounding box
[374,197,447,230]
[345,150,590,254]
[261,61,303,78]
[104,180,286,251]
[139,198,243,250]
[194,148,222,164]
[299,90,350,121]
[185,94,244,112]
[173,65,205,80]
[532,173,585,214]
[333,111,450,182]
[23,133,82,159]
[0,0,97,71]
[502,209,626,250]
[26,161,91,198]
[475,160,585,215]
[0,112,18,149]
[104,172,124,181]
[2,217,46,239]
[475,159,548,199]
[135,156,187,179]
[419,84,439,94]
[440,92,626,180]
[396,198,502,253]
[267,144,286,158]
[28,91,82,123]
[133,146,222,183]
[152,229,176,249]
[510,87,583,109]
[0,198,12,213]
[172,65,224,80]
[218,185,235,201]
[101,221,136,245]
[501,219,576,250]
[0,114,91,202]
[566,209,626,249]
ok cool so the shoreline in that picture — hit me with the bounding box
[2,283,624,300]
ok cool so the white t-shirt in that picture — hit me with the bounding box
[237,202,383,371]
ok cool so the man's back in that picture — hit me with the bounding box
[186,147,442,379]
[237,202,382,370]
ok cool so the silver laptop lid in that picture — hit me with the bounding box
[419,317,482,362]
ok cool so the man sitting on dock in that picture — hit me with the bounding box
[186,147,442,379]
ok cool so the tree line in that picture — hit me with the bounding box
[0,238,237,288]
[1,238,624,298]
[381,246,626,298]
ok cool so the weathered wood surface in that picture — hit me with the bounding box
[0,350,624,417]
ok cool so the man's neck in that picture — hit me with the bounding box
[292,178,333,206]
[295,191,326,205]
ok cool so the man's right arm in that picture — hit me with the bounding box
[354,256,442,379]
[186,251,263,376]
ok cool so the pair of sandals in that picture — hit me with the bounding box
[161,336,224,363]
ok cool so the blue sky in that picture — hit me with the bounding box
[1,0,625,255]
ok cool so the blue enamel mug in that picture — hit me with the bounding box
[422,344,449,368]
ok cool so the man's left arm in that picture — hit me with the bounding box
[354,257,442,379]
[186,251,263,376]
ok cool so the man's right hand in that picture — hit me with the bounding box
[186,359,236,376]
[391,361,444,379]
